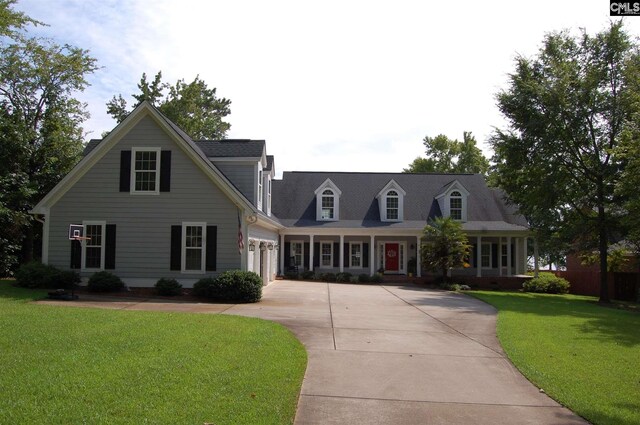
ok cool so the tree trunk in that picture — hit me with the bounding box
[598,205,610,303]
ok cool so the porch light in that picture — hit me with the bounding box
[248,240,256,251]
[259,242,266,251]
[274,244,280,251]
[267,243,274,250]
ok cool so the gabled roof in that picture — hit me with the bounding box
[195,140,265,158]
[314,178,342,196]
[435,179,470,198]
[272,172,529,230]
[376,179,407,198]
[32,101,257,214]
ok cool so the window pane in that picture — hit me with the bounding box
[351,244,361,267]
[85,224,102,269]
[186,226,203,248]
[481,244,491,267]
[86,247,101,268]
[134,151,157,191]
[185,248,202,270]
[321,243,332,266]
[321,195,334,219]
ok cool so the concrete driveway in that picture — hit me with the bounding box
[38,281,587,424]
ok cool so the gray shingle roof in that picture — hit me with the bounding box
[195,140,265,158]
[271,172,529,230]
[265,155,274,171]
[83,139,102,156]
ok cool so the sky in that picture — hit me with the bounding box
[15,0,640,178]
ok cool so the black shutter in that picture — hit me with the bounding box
[206,226,217,271]
[492,243,498,269]
[70,240,82,269]
[511,242,515,268]
[333,243,340,267]
[472,244,478,268]
[363,243,369,268]
[105,224,116,269]
[284,242,291,267]
[160,150,171,192]
[304,243,310,270]
[120,150,131,192]
[170,225,182,271]
[343,243,349,268]
[313,242,320,267]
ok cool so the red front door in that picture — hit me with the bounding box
[385,243,399,272]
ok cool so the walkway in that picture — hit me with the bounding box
[38,281,587,424]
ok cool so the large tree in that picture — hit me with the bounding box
[0,2,97,273]
[404,131,490,177]
[107,71,231,140]
[420,217,471,283]
[490,22,640,303]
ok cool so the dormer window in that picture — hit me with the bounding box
[321,190,335,219]
[314,178,342,221]
[450,191,462,220]
[386,191,399,220]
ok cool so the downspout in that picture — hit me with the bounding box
[32,213,47,264]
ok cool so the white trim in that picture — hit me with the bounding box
[181,222,206,274]
[349,242,363,269]
[82,220,106,271]
[314,179,341,221]
[290,240,304,268]
[130,147,161,195]
[319,241,333,268]
[267,176,272,217]
[481,242,492,269]
[257,166,263,210]
[376,180,406,222]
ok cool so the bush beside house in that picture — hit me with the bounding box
[523,272,570,294]
[194,271,262,303]
[14,261,80,289]
[87,271,125,293]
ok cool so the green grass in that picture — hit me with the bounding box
[0,280,307,424]
[469,291,640,425]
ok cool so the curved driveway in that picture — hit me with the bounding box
[39,280,587,424]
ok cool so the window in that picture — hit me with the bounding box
[386,190,399,220]
[501,243,508,267]
[83,221,105,270]
[321,242,333,267]
[182,223,206,273]
[267,177,272,216]
[257,169,263,209]
[132,148,160,193]
[321,190,335,219]
[350,243,362,268]
[450,191,462,220]
[291,241,303,267]
[481,243,491,268]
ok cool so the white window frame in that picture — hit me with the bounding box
[131,147,161,195]
[267,176,272,216]
[481,242,492,269]
[82,220,106,271]
[349,242,363,268]
[257,168,263,210]
[181,222,206,274]
[501,243,508,268]
[320,241,333,267]
[386,190,400,221]
[291,240,304,267]
[377,180,405,222]
[449,191,463,221]
[314,179,341,221]
[321,189,335,220]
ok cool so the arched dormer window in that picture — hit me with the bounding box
[386,190,399,220]
[321,189,335,219]
[449,191,462,220]
[314,179,341,221]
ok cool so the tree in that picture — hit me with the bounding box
[0,12,97,272]
[106,71,231,140]
[490,22,640,303]
[0,0,41,40]
[420,217,471,283]
[404,132,490,177]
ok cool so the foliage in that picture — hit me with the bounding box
[580,248,630,272]
[490,22,640,302]
[301,270,315,280]
[358,273,371,283]
[319,272,336,282]
[407,257,417,275]
[87,271,124,293]
[154,277,182,296]
[420,217,471,283]
[283,272,299,280]
[522,272,570,294]
[616,131,640,261]
[469,290,640,425]
[0,281,306,424]
[194,271,262,303]
[106,71,231,140]
[335,272,352,283]
[0,0,42,41]
[404,132,490,177]
[14,261,78,289]
[370,273,383,283]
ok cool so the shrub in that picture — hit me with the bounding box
[155,278,182,296]
[193,277,216,297]
[87,271,124,293]
[301,270,315,280]
[358,273,371,283]
[370,273,383,283]
[14,262,79,289]
[523,272,570,294]
[349,276,359,283]
[283,272,299,280]
[320,272,336,282]
[336,272,352,283]
[212,270,262,303]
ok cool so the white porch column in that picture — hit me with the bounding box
[370,235,375,275]
[515,237,520,275]
[279,234,285,275]
[498,237,503,277]
[534,237,540,277]
[523,237,528,274]
[476,236,482,278]
[339,235,344,273]
[507,236,512,277]
[309,235,314,272]
[416,234,422,277]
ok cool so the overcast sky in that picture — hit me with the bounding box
[16,0,640,177]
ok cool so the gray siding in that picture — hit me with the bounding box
[213,162,256,204]
[48,115,241,286]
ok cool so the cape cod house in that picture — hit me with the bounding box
[31,101,533,287]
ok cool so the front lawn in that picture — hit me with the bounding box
[469,291,640,425]
[0,281,307,424]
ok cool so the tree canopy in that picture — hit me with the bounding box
[490,21,640,302]
[0,1,97,273]
[106,71,231,140]
[420,217,471,283]
[404,131,490,177]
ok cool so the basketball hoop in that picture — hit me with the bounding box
[68,224,91,241]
